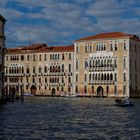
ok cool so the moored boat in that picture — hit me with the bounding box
[23,93,34,96]
[115,97,134,107]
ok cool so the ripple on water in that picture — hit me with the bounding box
[0,97,140,140]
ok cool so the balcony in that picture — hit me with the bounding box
[88,80,114,85]
[89,66,114,72]
[26,73,30,77]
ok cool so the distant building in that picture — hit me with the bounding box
[4,32,140,97]
[0,15,6,102]
[74,32,140,97]
[4,44,74,96]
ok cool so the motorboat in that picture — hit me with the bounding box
[115,97,134,107]
[23,93,33,96]
[61,93,78,98]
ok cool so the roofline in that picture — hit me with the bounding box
[0,15,6,23]
[74,36,130,43]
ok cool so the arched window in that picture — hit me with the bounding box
[62,77,64,83]
[92,60,95,67]
[62,53,64,60]
[124,42,126,50]
[57,77,59,83]
[114,86,117,94]
[107,59,110,67]
[104,74,106,80]
[123,58,126,68]
[39,54,41,61]
[98,60,100,67]
[89,45,92,52]
[110,73,113,80]
[76,86,78,93]
[76,74,78,82]
[55,66,57,72]
[85,46,88,52]
[89,74,92,81]
[101,74,103,80]
[104,44,106,51]
[69,64,71,73]
[53,66,55,72]
[44,54,47,61]
[84,74,87,82]
[62,64,64,72]
[50,66,52,72]
[68,77,71,83]
[114,59,117,68]
[52,54,55,60]
[50,54,52,60]
[115,43,117,51]
[89,60,92,68]
[98,74,100,80]
[107,73,109,80]
[95,74,97,80]
[76,61,79,69]
[44,66,47,73]
[55,54,57,60]
[84,85,87,94]
[45,77,47,83]
[93,74,95,80]
[69,53,71,60]
[110,43,113,51]
[101,60,103,67]
[114,73,117,81]
[123,73,126,81]
[104,59,106,67]
[110,59,112,67]
[68,87,71,92]
[58,66,60,72]
[106,86,109,93]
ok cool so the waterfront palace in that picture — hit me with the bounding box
[0,15,6,102]
[4,32,140,97]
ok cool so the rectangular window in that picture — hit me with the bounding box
[33,55,36,61]
[124,43,126,51]
[44,54,47,61]
[76,46,79,53]
[76,61,79,69]
[123,73,126,81]
[33,66,36,73]
[21,55,24,61]
[39,55,42,61]
[69,53,71,60]
[69,64,71,73]
[114,73,117,81]
[76,74,78,82]
[123,58,126,68]
[27,55,29,61]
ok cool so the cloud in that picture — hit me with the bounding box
[0,0,140,48]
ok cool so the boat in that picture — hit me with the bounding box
[115,97,134,107]
[23,93,34,96]
[61,93,78,98]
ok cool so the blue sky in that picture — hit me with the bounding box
[0,0,140,48]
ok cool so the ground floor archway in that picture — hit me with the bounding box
[30,85,37,95]
[97,86,104,97]
[52,88,56,96]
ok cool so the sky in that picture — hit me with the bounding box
[0,0,140,48]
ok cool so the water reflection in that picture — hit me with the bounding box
[0,97,140,140]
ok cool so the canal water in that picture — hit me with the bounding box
[0,97,140,140]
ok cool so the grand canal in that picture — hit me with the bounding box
[0,97,140,140]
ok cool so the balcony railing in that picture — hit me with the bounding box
[88,80,114,85]
[89,67,115,72]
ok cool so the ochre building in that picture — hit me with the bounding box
[5,44,74,97]
[4,32,140,97]
[0,15,6,102]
